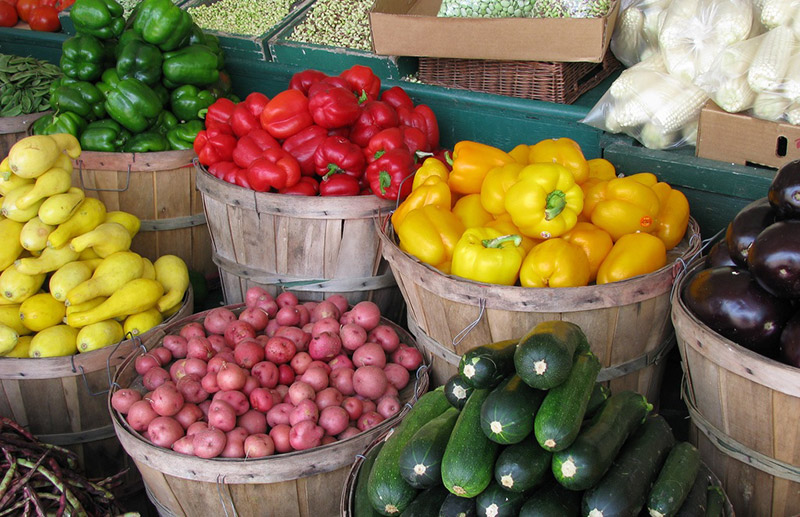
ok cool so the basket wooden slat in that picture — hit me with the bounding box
[0,111,52,158]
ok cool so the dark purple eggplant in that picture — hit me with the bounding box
[779,310,800,367]
[705,235,737,268]
[768,159,800,218]
[725,197,777,267]
[747,220,800,298]
[682,266,792,357]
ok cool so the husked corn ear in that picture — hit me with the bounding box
[748,26,796,92]
[783,53,800,101]
[714,1,754,44]
[611,6,645,67]
[715,78,757,112]
[651,84,709,133]
[642,0,670,43]
[792,4,800,38]
[785,102,800,124]
[753,90,792,120]
[760,0,798,29]
[719,37,761,77]
[612,99,652,129]
[609,67,666,101]
[640,122,679,150]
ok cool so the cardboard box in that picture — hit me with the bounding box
[369,0,619,63]
[696,101,800,169]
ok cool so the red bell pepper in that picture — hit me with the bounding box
[320,172,361,197]
[288,69,329,96]
[246,147,301,192]
[232,169,251,189]
[348,100,399,148]
[307,76,351,97]
[340,64,381,101]
[314,135,366,180]
[399,125,429,155]
[381,86,414,111]
[231,92,269,137]
[365,148,416,201]
[280,175,319,196]
[207,161,239,181]
[364,127,407,163]
[260,89,313,140]
[194,126,237,166]
[204,98,236,132]
[307,85,361,130]
[398,104,440,151]
[281,124,328,177]
[232,128,281,168]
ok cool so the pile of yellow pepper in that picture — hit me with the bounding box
[391,137,690,287]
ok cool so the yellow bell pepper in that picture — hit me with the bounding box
[587,158,617,182]
[582,175,661,241]
[451,227,526,286]
[395,204,465,272]
[392,175,452,228]
[596,232,666,284]
[448,141,516,195]
[479,162,524,217]
[485,214,539,254]
[504,163,584,240]
[412,157,450,191]
[626,172,658,187]
[452,193,494,229]
[652,182,690,250]
[561,222,614,282]
[508,144,532,164]
[519,238,591,288]
[528,137,590,184]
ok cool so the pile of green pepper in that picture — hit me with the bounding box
[32,0,238,153]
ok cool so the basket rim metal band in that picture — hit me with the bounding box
[139,213,207,231]
[212,252,397,292]
[682,378,800,484]
[36,424,117,445]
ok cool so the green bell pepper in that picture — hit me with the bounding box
[152,110,178,135]
[48,77,79,99]
[162,44,219,87]
[31,112,88,137]
[123,131,169,153]
[60,34,106,82]
[208,69,233,100]
[50,81,106,121]
[96,68,121,98]
[132,0,193,51]
[105,77,163,133]
[166,120,203,150]
[170,85,214,122]
[116,38,163,86]
[70,0,125,40]
[80,119,132,152]
[188,25,225,70]
[153,83,170,106]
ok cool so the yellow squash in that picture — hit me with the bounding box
[66,278,164,328]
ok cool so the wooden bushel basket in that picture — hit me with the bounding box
[673,259,800,516]
[0,288,193,487]
[195,163,404,320]
[72,150,216,279]
[378,215,702,399]
[0,111,51,158]
[109,303,429,517]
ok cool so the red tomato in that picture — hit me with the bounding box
[28,4,59,31]
[0,0,17,26]
[0,0,17,6]
[15,0,38,22]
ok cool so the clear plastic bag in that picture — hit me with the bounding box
[695,36,761,113]
[610,0,671,67]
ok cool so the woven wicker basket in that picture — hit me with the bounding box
[418,51,620,104]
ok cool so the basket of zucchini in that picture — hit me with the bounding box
[344,320,735,517]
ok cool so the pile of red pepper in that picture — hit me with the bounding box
[194,65,444,201]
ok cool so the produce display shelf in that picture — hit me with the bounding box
[0,27,66,64]
[267,1,417,79]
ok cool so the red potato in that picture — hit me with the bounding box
[302,301,318,314]
[266,403,293,427]
[276,291,299,308]
[306,360,331,373]
[265,336,297,364]
[127,400,159,432]
[296,304,310,327]
[216,363,247,391]
[206,355,228,374]
[151,347,173,366]
[289,352,313,375]
[244,433,275,458]
[383,363,410,391]
[311,317,340,337]
[162,335,188,359]
[111,389,142,414]
[328,354,354,371]
[278,364,296,385]
[338,426,360,440]
[269,424,292,453]
[377,396,401,419]
[256,296,280,318]
[348,301,382,331]
[357,411,385,432]
[200,371,220,394]
[352,342,387,368]
[319,405,349,436]
[299,367,329,392]
[238,306,269,332]
[352,365,388,400]
[308,332,342,362]
[382,384,399,398]
[392,345,423,371]
[289,420,324,450]
[234,338,265,369]
[207,400,237,432]
[289,399,319,426]
[203,307,237,335]
[198,400,212,419]
[330,367,355,396]
[179,322,205,340]
[341,397,363,421]
[249,387,275,413]
[215,349,236,364]
[172,357,208,380]
[212,389,250,416]
[174,403,204,429]
[251,361,279,388]
[326,295,349,316]
[186,421,209,436]
[315,387,344,409]
[135,352,161,376]
[310,300,340,323]
[243,375,259,396]
[287,381,316,405]
[192,428,227,459]
[186,336,214,361]
[171,435,194,455]
[207,334,228,353]
[339,323,367,352]
[224,320,256,347]
[275,326,311,353]
[149,384,185,417]
[264,318,281,337]
[367,325,401,354]
[245,286,270,307]
[147,416,184,448]
[322,434,337,445]
[273,384,289,400]
[142,367,171,391]
[221,432,246,458]
[275,305,301,327]
[302,322,315,334]
[177,375,208,404]
[360,399,377,414]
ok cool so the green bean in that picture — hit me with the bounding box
[0,53,62,117]
[288,0,373,51]
[187,0,294,36]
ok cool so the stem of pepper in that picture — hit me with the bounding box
[481,234,522,249]
[544,190,566,220]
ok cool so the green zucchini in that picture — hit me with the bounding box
[647,441,701,517]
[401,485,451,517]
[581,414,676,517]
[475,481,526,517]
[480,373,545,444]
[367,387,452,516]
[457,339,518,389]
[674,467,710,517]
[353,441,385,517]
[534,349,601,451]
[399,407,460,489]
[513,320,590,390]
[494,433,552,493]
[705,485,726,517]
[441,388,499,498]
[552,390,652,491]
[519,481,582,517]
[584,383,611,419]
[438,492,477,517]
[444,374,474,410]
